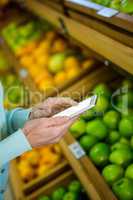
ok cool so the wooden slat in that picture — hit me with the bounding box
[24,0,133,75]
[65,0,133,33]
[27,171,75,200]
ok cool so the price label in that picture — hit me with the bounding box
[97,7,119,17]
[67,0,103,10]
[69,142,86,159]
[19,69,28,78]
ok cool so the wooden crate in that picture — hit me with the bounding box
[10,159,70,200]
[38,0,64,13]
[26,170,77,200]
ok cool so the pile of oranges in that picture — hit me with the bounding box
[18,31,95,92]
[17,144,63,182]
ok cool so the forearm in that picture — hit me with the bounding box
[6,108,31,134]
[0,129,31,167]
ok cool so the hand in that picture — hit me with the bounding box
[30,97,77,119]
[23,116,76,148]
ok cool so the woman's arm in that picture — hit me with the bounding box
[6,108,31,134]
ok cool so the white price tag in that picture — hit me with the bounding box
[69,142,86,159]
[97,7,119,17]
[19,69,28,78]
[67,0,103,10]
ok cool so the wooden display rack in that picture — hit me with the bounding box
[22,0,133,75]
[10,159,69,200]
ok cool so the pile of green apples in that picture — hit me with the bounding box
[2,20,50,53]
[38,179,87,200]
[90,0,133,14]
[70,79,133,200]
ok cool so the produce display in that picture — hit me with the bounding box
[90,0,133,14]
[69,79,133,200]
[17,144,63,183]
[38,179,88,200]
[2,20,95,92]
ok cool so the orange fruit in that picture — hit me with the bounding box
[52,39,67,53]
[54,71,66,85]
[38,79,55,92]
[38,40,51,53]
[67,67,80,80]
[64,56,81,71]
[36,54,50,68]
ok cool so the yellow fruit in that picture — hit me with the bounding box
[67,67,80,80]
[38,79,55,92]
[38,41,51,53]
[54,71,66,85]
[37,164,51,176]
[17,161,34,182]
[34,71,51,85]
[16,41,37,57]
[52,39,67,53]
[20,55,34,68]
[26,150,40,166]
[82,59,95,70]
[36,54,50,67]
[29,66,44,78]
[64,56,80,71]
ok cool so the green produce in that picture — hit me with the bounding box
[63,192,77,200]
[110,0,121,10]
[111,142,130,152]
[117,91,133,108]
[131,136,133,149]
[79,135,98,151]
[89,143,110,166]
[125,164,133,180]
[100,0,111,6]
[119,117,133,138]
[94,96,109,114]
[86,119,108,140]
[120,0,133,14]
[109,148,132,167]
[112,178,133,200]
[49,53,66,74]
[103,110,120,129]
[102,164,124,185]
[52,187,66,200]
[93,83,111,99]
[68,180,81,193]
[70,119,86,138]
[81,108,95,120]
[108,131,120,144]
[119,137,130,146]
[38,196,50,200]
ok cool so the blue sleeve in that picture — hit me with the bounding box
[0,129,32,166]
[6,108,31,134]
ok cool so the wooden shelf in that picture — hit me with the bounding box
[22,0,133,75]
[65,0,133,33]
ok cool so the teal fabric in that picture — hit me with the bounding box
[0,82,32,199]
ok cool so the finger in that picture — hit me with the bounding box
[40,116,70,127]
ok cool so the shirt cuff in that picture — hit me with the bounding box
[7,108,32,133]
[0,129,32,166]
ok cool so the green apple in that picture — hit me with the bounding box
[120,0,133,14]
[86,119,108,140]
[68,180,81,193]
[93,83,111,99]
[52,187,66,200]
[119,137,130,146]
[109,148,132,167]
[111,142,131,152]
[125,164,133,180]
[108,131,120,144]
[112,178,133,200]
[94,96,109,115]
[102,164,124,185]
[79,135,98,151]
[69,119,86,138]
[110,0,121,10]
[89,143,110,166]
[119,117,133,138]
[63,192,77,200]
[49,53,66,74]
[103,110,120,129]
